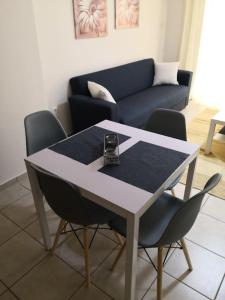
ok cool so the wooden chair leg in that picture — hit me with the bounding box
[83,226,91,287]
[157,247,163,300]
[111,241,126,271]
[171,188,176,197]
[180,238,193,271]
[51,219,67,255]
[62,221,68,233]
[113,231,124,246]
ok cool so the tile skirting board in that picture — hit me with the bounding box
[0,172,27,190]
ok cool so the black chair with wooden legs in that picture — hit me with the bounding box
[109,173,221,300]
[33,166,117,287]
[145,108,187,196]
[24,110,123,256]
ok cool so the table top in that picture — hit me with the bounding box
[25,120,199,218]
[212,111,225,124]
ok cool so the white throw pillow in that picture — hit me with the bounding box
[153,62,179,86]
[88,81,116,103]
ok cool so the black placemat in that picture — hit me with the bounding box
[49,126,130,165]
[99,141,188,193]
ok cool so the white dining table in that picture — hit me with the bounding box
[25,119,199,300]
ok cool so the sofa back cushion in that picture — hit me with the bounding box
[70,59,155,101]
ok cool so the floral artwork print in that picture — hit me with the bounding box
[73,0,107,39]
[116,0,139,29]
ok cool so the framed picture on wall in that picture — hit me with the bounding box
[115,0,139,29]
[73,0,108,39]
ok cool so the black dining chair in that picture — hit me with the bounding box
[109,173,221,300]
[145,108,187,196]
[24,110,123,261]
[33,166,117,287]
[24,110,67,156]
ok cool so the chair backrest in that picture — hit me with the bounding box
[145,108,187,141]
[157,173,221,246]
[24,110,66,156]
[34,167,116,226]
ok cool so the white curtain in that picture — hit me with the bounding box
[179,0,206,75]
[192,0,225,109]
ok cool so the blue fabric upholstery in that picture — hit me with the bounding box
[118,85,188,128]
[70,59,155,101]
[69,59,192,132]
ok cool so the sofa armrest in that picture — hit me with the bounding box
[177,69,193,87]
[69,95,120,133]
[177,69,193,105]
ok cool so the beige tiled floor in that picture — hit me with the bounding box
[0,177,225,299]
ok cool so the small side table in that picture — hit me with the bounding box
[205,111,225,154]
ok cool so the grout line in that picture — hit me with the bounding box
[18,182,31,192]
[68,281,114,300]
[0,229,22,249]
[214,272,225,300]
[185,238,225,260]
[8,254,47,290]
[0,188,31,212]
[0,280,9,296]
[139,272,157,300]
[0,209,37,233]
[6,288,20,300]
[0,289,19,300]
[54,233,118,278]
[200,211,225,225]
[163,270,212,300]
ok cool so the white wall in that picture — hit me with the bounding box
[0,0,186,185]
[33,0,168,131]
[0,0,47,185]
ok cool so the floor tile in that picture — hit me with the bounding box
[55,231,117,275]
[164,239,225,299]
[92,248,157,300]
[201,195,225,223]
[18,174,30,190]
[167,184,205,203]
[0,291,17,300]
[1,193,36,228]
[0,214,20,246]
[143,273,208,300]
[0,231,46,286]
[71,284,112,300]
[0,282,7,296]
[12,256,84,300]
[216,276,225,300]
[186,213,225,257]
[0,182,29,210]
[24,209,66,246]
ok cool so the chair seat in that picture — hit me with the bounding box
[109,193,183,248]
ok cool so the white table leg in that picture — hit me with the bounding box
[205,120,216,155]
[25,161,51,250]
[184,157,197,201]
[125,214,139,300]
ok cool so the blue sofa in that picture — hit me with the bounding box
[69,59,192,133]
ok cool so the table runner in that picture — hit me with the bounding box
[99,141,188,193]
[49,126,130,165]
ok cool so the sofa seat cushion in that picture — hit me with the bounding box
[118,85,188,128]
